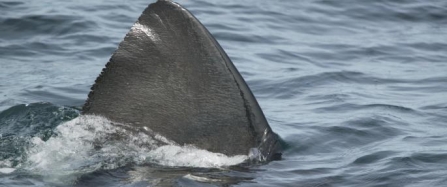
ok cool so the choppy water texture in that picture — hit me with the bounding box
[1,0,447,186]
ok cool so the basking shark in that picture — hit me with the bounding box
[82,0,281,161]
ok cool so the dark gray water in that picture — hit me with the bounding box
[1,0,447,186]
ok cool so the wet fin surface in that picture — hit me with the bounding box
[83,1,279,158]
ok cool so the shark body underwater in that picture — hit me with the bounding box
[82,0,282,161]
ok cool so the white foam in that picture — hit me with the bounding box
[0,168,16,174]
[22,115,248,183]
[23,115,155,183]
[0,160,16,174]
[0,159,13,168]
[148,145,248,168]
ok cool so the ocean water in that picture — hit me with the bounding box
[1,0,447,186]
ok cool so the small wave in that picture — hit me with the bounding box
[352,151,395,165]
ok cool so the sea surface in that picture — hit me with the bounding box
[1,0,447,186]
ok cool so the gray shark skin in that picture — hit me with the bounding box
[82,0,281,161]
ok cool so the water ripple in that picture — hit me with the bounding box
[2,0,447,186]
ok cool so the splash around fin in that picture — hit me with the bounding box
[82,0,281,162]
